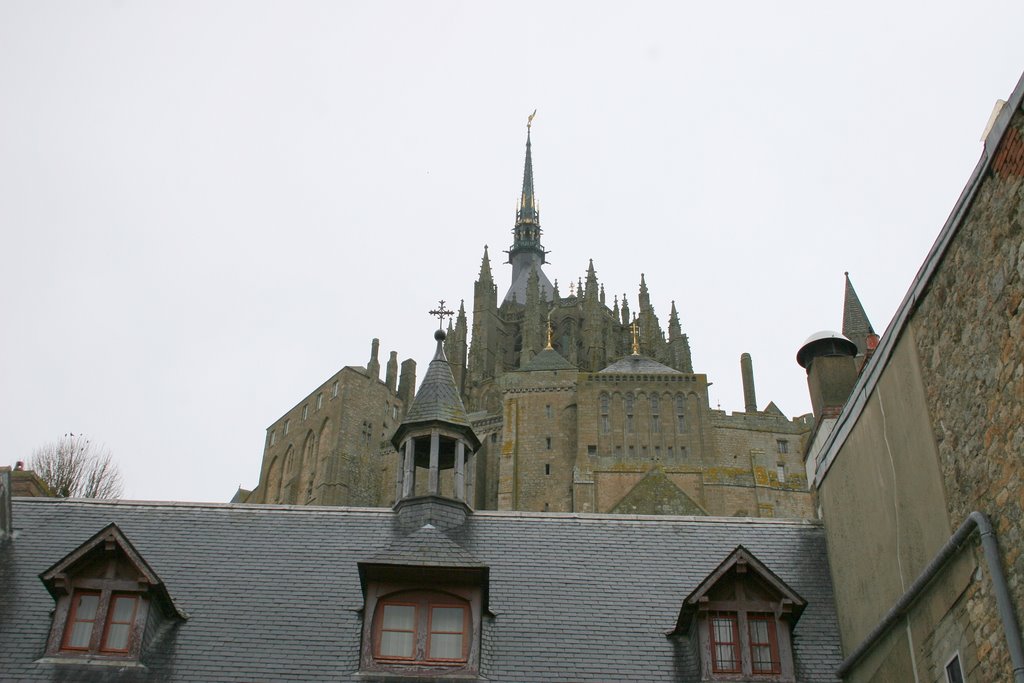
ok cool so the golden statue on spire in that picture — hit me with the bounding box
[630,316,641,355]
[546,309,554,350]
[527,109,537,130]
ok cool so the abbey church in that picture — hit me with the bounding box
[240,126,875,519]
[4,73,1023,682]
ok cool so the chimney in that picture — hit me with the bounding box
[796,331,859,420]
[740,353,757,413]
[385,351,399,392]
[367,338,381,380]
[397,358,417,412]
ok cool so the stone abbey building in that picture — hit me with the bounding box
[241,126,877,519]
[4,72,1022,683]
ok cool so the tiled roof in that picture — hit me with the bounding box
[519,347,575,372]
[0,499,843,682]
[367,522,485,568]
[599,353,682,375]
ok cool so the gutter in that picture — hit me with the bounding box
[837,511,1024,682]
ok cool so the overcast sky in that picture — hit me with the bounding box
[2,2,1022,502]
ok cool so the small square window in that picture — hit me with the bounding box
[615,445,622,456]
[628,445,635,456]
[587,445,597,456]
[545,437,552,450]
[777,439,789,454]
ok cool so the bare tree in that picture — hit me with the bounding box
[29,434,125,499]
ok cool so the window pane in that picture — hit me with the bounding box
[429,633,463,660]
[104,623,130,651]
[379,631,414,658]
[431,607,464,632]
[75,594,99,620]
[67,621,93,648]
[110,595,136,622]
[715,643,738,669]
[710,614,739,673]
[382,604,415,631]
[750,618,769,642]
[749,614,778,674]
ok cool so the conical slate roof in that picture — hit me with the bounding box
[599,354,682,375]
[392,330,480,450]
[842,272,874,356]
[520,346,576,372]
[402,331,472,427]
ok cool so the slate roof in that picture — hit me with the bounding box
[518,346,576,372]
[0,498,843,682]
[841,272,874,356]
[367,522,485,568]
[599,353,682,375]
[396,333,473,431]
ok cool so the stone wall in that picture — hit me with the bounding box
[910,104,1024,682]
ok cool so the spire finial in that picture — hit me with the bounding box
[630,315,641,355]
[429,299,455,330]
[527,109,537,131]
[546,309,554,350]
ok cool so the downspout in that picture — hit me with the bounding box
[837,511,1024,682]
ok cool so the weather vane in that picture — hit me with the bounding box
[630,315,641,355]
[429,300,454,330]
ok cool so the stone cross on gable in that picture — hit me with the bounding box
[429,300,455,330]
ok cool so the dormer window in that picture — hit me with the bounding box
[672,546,806,681]
[62,592,140,654]
[373,591,471,663]
[40,524,185,663]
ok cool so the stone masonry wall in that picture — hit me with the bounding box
[911,104,1024,682]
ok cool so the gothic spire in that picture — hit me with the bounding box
[668,300,682,339]
[507,117,546,266]
[518,127,538,225]
[504,115,554,304]
[478,245,493,283]
[639,273,651,310]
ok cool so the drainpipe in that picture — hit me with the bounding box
[837,511,1024,682]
